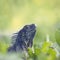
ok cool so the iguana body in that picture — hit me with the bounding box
[8,24,36,52]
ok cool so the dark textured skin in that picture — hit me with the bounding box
[8,24,36,52]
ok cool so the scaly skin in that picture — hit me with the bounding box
[8,24,36,52]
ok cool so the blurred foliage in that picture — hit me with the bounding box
[0,35,11,54]
[0,42,8,54]
[55,29,60,46]
[27,42,57,60]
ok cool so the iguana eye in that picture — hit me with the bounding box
[24,25,29,29]
[26,26,29,29]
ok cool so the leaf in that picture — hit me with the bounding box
[0,42,8,54]
[47,48,56,60]
[34,48,41,55]
[41,42,51,53]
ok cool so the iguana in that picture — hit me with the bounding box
[8,24,36,52]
